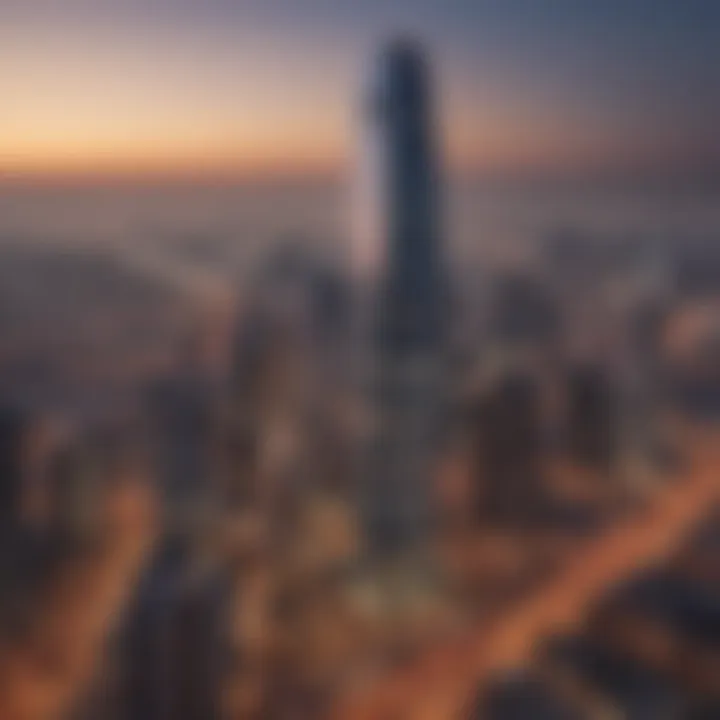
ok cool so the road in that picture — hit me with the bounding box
[333,428,720,720]
[0,480,155,720]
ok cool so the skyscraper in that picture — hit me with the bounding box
[358,39,447,558]
[117,548,228,720]
[0,404,27,535]
[471,374,543,525]
[567,364,616,474]
[145,366,216,536]
[225,246,339,511]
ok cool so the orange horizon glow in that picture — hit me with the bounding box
[1,114,690,185]
[2,152,714,188]
[0,153,345,183]
[3,97,711,186]
[3,23,715,188]
[2,5,719,190]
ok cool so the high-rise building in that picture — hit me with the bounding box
[225,252,314,511]
[567,365,616,474]
[0,404,55,550]
[225,246,352,510]
[472,374,543,524]
[0,404,27,535]
[357,39,447,557]
[145,369,216,535]
[117,545,228,720]
[48,441,103,545]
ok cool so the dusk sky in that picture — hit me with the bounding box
[2,0,719,179]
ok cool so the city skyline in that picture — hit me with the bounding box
[2,0,719,182]
[0,12,719,719]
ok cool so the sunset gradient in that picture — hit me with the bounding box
[2,0,719,181]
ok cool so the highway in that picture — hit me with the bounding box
[333,428,720,720]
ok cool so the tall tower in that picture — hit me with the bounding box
[357,39,447,559]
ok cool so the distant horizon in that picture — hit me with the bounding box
[2,161,719,193]
[3,137,718,189]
